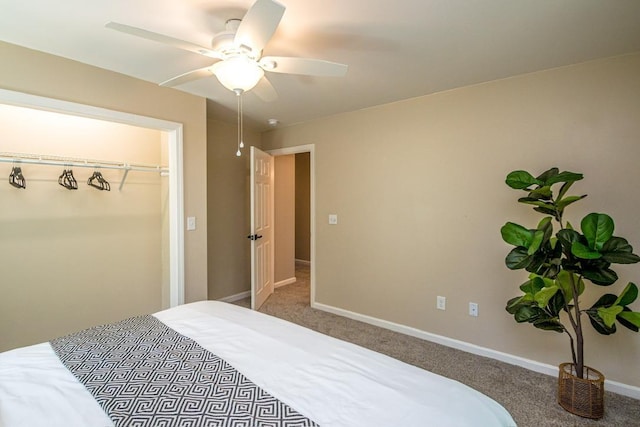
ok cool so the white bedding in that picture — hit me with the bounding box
[0,301,516,426]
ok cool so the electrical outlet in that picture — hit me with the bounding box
[469,302,479,317]
[437,296,446,310]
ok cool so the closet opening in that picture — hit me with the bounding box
[0,89,184,352]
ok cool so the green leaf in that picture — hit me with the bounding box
[557,180,581,202]
[556,195,587,211]
[528,230,545,255]
[618,311,640,330]
[582,266,618,286]
[525,250,549,274]
[545,171,584,186]
[555,271,572,300]
[506,296,532,315]
[534,285,559,308]
[590,294,617,309]
[557,229,581,253]
[601,237,640,264]
[506,296,524,314]
[538,216,553,233]
[597,305,624,328]
[614,282,638,307]
[603,252,640,264]
[506,170,542,189]
[555,270,584,303]
[529,273,555,287]
[517,198,556,211]
[548,292,566,317]
[533,206,560,219]
[581,213,614,251]
[571,241,602,259]
[532,317,565,333]
[535,167,559,183]
[520,279,543,295]
[528,186,552,200]
[514,304,544,323]
[501,222,532,247]
[505,247,532,270]
[587,309,616,335]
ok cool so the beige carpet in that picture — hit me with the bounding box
[233,263,640,427]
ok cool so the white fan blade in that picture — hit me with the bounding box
[252,76,278,102]
[260,56,348,77]
[160,66,216,87]
[234,0,285,54]
[105,22,223,59]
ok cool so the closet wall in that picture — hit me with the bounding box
[0,104,167,351]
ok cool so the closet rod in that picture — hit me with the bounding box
[1,152,168,191]
[0,152,168,174]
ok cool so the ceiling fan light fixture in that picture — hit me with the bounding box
[212,56,264,92]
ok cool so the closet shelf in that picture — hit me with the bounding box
[1,152,169,191]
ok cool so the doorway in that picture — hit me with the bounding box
[269,144,315,306]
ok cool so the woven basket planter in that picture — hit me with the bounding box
[557,363,605,419]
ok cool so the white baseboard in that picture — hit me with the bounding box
[218,290,250,303]
[312,301,640,400]
[275,277,297,288]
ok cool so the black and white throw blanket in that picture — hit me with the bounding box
[50,315,319,427]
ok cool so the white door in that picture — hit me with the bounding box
[250,146,274,310]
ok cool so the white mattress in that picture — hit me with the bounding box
[0,301,516,426]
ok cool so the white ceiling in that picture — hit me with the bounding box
[1,0,639,130]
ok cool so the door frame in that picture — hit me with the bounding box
[266,144,316,305]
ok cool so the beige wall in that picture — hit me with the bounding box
[274,155,295,283]
[295,152,311,262]
[262,53,640,388]
[206,118,260,300]
[0,105,165,351]
[0,41,208,334]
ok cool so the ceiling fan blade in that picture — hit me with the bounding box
[252,76,278,102]
[260,56,348,77]
[159,66,216,87]
[105,22,223,59]
[234,0,285,54]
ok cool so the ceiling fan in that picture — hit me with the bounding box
[106,0,348,102]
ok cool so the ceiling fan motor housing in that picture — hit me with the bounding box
[211,19,257,59]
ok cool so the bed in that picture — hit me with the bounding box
[0,301,516,426]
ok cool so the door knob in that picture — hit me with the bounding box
[247,234,263,241]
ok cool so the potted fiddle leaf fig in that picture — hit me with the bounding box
[500,167,640,419]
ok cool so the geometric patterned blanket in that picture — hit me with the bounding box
[50,315,319,427]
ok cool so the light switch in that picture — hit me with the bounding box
[187,216,196,231]
[328,214,338,225]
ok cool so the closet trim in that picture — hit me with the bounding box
[0,88,185,308]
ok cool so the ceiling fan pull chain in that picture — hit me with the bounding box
[239,93,245,150]
[236,90,242,157]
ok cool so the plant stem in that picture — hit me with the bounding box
[564,329,577,367]
[569,273,584,378]
[554,209,584,377]
[562,303,578,365]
